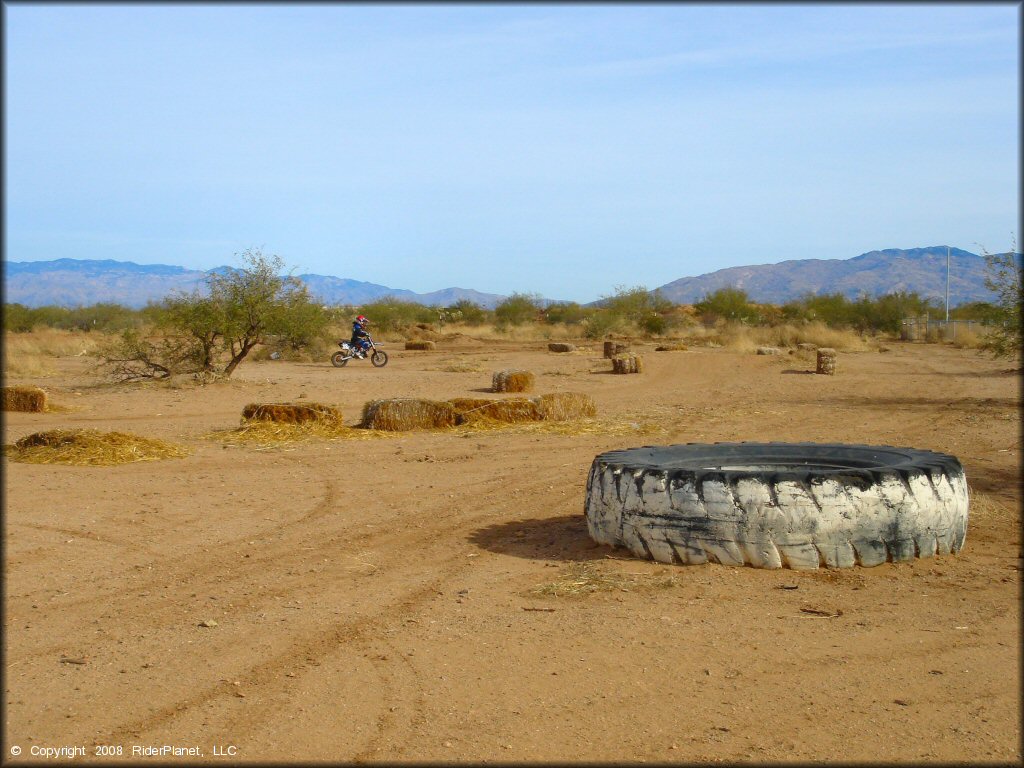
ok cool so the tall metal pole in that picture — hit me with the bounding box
[945,246,950,322]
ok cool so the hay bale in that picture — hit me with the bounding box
[492,369,535,393]
[361,398,459,431]
[612,355,643,374]
[756,346,782,355]
[242,402,343,425]
[3,386,47,412]
[604,341,629,358]
[816,348,837,375]
[405,340,436,351]
[548,343,577,353]
[655,344,688,352]
[449,397,542,424]
[532,392,597,421]
[797,342,818,352]
[9,429,189,466]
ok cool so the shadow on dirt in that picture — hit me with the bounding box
[964,462,1023,496]
[781,369,815,375]
[468,514,611,563]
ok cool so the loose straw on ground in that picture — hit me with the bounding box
[5,429,190,466]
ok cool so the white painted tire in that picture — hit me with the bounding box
[585,442,969,569]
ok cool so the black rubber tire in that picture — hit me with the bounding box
[371,351,388,367]
[585,442,969,570]
[331,352,348,368]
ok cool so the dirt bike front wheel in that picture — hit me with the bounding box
[331,352,349,368]
[371,350,388,367]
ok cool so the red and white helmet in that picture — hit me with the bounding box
[356,315,369,325]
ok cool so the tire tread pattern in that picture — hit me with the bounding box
[584,442,969,570]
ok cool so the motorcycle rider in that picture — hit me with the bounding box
[350,315,371,358]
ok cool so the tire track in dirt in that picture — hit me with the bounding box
[7,522,162,557]
[89,463,569,752]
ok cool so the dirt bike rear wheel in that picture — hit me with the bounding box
[331,352,348,368]
[371,351,388,367]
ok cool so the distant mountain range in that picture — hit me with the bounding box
[1,258,507,309]
[1,246,1011,309]
[652,246,1005,306]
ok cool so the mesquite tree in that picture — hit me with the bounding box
[103,248,328,380]
[981,240,1023,359]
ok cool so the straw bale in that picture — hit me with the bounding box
[242,402,343,425]
[655,344,688,352]
[450,397,542,424]
[361,398,459,431]
[612,355,643,374]
[3,386,47,413]
[816,348,837,375]
[532,392,597,421]
[797,342,818,352]
[756,346,782,355]
[9,429,189,466]
[492,369,535,393]
[405,340,436,351]
[547,343,577,353]
[603,341,629,358]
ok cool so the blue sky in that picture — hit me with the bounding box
[4,3,1020,302]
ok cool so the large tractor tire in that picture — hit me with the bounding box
[585,442,969,570]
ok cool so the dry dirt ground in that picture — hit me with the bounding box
[3,339,1021,764]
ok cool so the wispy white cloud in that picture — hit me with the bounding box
[559,24,1015,79]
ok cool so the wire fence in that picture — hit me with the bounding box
[899,316,987,342]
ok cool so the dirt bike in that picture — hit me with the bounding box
[332,337,388,368]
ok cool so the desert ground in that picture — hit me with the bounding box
[3,337,1021,764]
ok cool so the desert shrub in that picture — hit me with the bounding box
[356,297,437,333]
[443,300,490,326]
[3,304,37,333]
[99,249,328,379]
[695,287,761,325]
[979,243,1023,359]
[494,292,543,329]
[544,301,589,326]
[593,285,677,337]
[582,310,621,340]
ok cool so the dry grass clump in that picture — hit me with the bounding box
[362,398,460,431]
[492,369,535,393]
[688,322,871,352]
[3,386,48,412]
[7,429,190,466]
[533,392,596,421]
[242,402,343,425]
[655,343,688,352]
[529,562,678,598]
[951,326,985,350]
[405,340,436,351]
[450,397,542,424]
[3,329,106,377]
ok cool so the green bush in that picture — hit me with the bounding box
[494,293,542,329]
[355,297,438,333]
[544,301,589,326]
[695,287,760,324]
